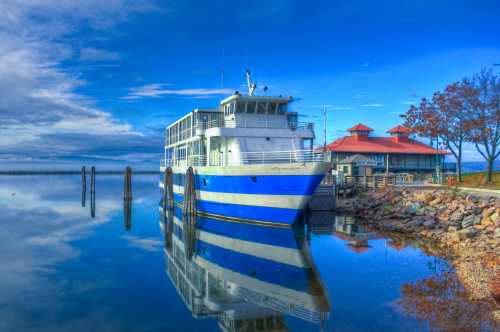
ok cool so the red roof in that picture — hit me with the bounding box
[325,136,448,155]
[387,125,410,134]
[347,123,373,132]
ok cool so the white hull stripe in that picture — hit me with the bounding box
[160,181,308,210]
[160,162,328,176]
[171,216,307,268]
[194,256,324,310]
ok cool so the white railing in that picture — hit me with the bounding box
[160,150,325,168]
[166,120,314,145]
[199,119,313,131]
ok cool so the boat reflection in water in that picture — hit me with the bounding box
[159,205,330,331]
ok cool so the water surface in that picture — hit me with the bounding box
[0,175,488,331]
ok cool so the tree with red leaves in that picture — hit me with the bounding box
[404,81,470,181]
[462,69,500,183]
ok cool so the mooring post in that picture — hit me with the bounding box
[90,166,96,193]
[82,166,86,191]
[123,166,132,200]
[90,166,96,218]
[81,166,86,207]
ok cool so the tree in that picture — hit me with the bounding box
[463,69,500,183]
[404,82,470,181]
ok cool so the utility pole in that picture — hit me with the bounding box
[323,105,327,148]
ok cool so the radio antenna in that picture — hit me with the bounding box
[246,69,257,96]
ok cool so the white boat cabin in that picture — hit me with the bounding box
[163,93,316,167]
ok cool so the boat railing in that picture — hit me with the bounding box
[161,149,325,168]
[166,120,314,145]
[197,119,314,131]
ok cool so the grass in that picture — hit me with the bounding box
[457,171,500,190]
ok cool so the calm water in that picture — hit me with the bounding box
[0,175,489,331]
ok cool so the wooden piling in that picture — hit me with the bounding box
[90,166,95,193]
[182,167,197,260]
[123,166,132,230]
[81,166,86,207]
[123,166,132,200]
[162,167,174,218]
[90,166,95,218]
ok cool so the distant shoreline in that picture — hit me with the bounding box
[0,170,160,175]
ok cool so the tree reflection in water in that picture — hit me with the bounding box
[398,268,499,331]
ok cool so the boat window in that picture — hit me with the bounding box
[236,101,245,113]
[257,102,266,114]
[229,102,235,115]
[268,102,277,115]
[246,101,256,114]
[278,103,287,114]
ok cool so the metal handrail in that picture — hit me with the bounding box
[161,149,325,167]
[199,119,313,130]
[166,120,314,145]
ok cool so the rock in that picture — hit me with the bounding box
[429,197,442,206]
[458,228,479,240]
[450,211,463,223]
[422,218,436,229]
[448,226,458,232]
[490,212,499,223]
[461,215,476,229]
[481,216,493,226]
[482,207,495,219]
[495,228,500,239]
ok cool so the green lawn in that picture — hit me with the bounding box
[457,171,500,190]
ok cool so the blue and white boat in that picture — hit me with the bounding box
[158,207,330,330]
[160,72,328,227]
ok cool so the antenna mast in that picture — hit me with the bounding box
[246,69,257,96]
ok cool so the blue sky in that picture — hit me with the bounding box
[1,0,500,169]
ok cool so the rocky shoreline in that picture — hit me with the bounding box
[336,187,500,320]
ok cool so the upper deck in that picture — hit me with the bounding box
[165,93,314,147]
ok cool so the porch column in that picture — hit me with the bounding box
[386,153,389,175]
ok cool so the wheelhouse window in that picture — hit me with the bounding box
[236,101,245,113]
[278,103,287,114]
[257,102,266,114]
[246,101,256,114]
[268,102,277,115]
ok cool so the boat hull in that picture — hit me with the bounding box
[160,162,328,226]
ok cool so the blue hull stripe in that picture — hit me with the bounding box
[170,206,303,249]
[173,193,301,225]
[167,173,324,196]
[196,240,314,292]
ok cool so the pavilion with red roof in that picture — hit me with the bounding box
[324,123,451,176]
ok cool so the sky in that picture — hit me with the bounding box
[1,0,500,169]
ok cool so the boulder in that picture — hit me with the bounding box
[423,220,436,230]
[429,197,442,207]
[457,228,479,240]
[482,207,495,219]
[461,215,476,229]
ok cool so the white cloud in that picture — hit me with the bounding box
[79,47,121,62]
[123,83,235,100]
[0,0,159,165]
[121,235,162,251]
[361,103,384,108]
[332,106,353,111]
[352,93,367,100]
[401,101,416,105]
